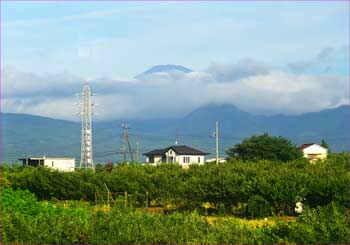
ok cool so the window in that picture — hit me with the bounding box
[308,154,319,160]
[51,161,54,167]
[198,157,201,163]
[149,156,154,163]
[169,150,173,154]
[183,156,190,163]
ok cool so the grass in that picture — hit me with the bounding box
[205,215,296,228]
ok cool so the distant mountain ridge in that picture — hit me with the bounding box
[183,103,350,138]
[2,104,349,163]
[135,64,192,79]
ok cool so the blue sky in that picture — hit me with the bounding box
[2,1,349,79]
[1,1,349,120]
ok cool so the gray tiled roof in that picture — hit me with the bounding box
[143,145,209,156]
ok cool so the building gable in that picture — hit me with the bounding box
[301,144,328,154]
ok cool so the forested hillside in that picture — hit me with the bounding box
[2,104,350,163]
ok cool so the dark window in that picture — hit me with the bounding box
[149,156,154,163]
[52,161,54,167]
[198,157,200,163]
[161,155,166,163]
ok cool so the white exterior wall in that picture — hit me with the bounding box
[302,144,328,161]
[165,149,177,163]
[177,155,204,167]
[44,158,75,172]
[146,155,162,164]
[166,147,204,167]
[146,149,206,167]
[154,156,162,163]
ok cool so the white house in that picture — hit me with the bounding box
[19,157,76,172]
[143,145,209,167]
[299,143,328,161]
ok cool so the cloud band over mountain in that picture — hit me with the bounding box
[2,49,349,121]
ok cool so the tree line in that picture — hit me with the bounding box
[2,153,349,217]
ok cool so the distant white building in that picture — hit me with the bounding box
[299,143,328,161]
[205,158,226,163]
[143,145,209,168]
[19,157,76,172]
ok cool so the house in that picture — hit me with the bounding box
[143,145,209,167]
[19,157,76,172]
[298,143,328,161]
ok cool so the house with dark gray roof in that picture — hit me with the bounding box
[143,145,209,167]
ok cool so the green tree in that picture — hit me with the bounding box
[226,133,303,162]
[321,139,331,153]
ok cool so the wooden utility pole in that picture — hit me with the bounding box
[126,134,134,162]
[121,123,134,163]
[216,121,219,165]
[121,124,127,163]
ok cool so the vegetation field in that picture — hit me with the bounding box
[1,154,350,244]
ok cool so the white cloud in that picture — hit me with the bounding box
[2,67,82,98]
[288,45,350,74]
[2,97,78,121]
[241,72,320,93]
[1,58,348,121]
[207,59,270,82]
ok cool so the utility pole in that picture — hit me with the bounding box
[121,123,127,163]
[76,83,94,170]
[121,123,134,163]
[136,141,139,162]
[175,128,179,145]
[216,121,219,165]
[126,134,135,163]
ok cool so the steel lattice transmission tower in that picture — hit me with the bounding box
[76,83,95,170]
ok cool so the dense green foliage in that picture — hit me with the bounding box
[1,154,349,243]
[1,188,349,244]
[2,154,350,217]
[226,133,304,161]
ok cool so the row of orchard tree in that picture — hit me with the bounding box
[2,187,349,244]
[2,153,349,217]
